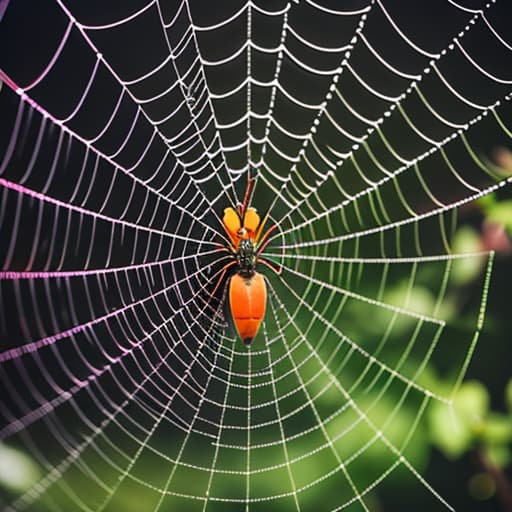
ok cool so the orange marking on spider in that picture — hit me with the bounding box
[212,177,281,345]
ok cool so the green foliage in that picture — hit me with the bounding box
[478,193,512,236]
[428,381,489,458]
[484,200,512,232]
[428,380,512,468]
[451,227,486,286]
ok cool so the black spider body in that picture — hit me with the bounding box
[236,238,256,278]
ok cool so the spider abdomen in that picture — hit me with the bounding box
[229,272,267,345]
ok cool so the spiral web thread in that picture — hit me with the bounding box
[0,0,510,510]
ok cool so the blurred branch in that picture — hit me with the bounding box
[473,448,512,512]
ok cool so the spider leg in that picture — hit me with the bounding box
[238,176,255,218]
[256,221,284,276]
[196,253,232,309]
[256,223,279,254]
[254,210,269,244]
[257,256,282,276]
[206,260,237,303]
[213,243,237,256]
[212,246,232,253]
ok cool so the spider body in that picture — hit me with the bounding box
[211,178,280,345]
[229,272,266,345]
[236,238,256,277]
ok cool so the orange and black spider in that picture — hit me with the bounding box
[210,177,280,345]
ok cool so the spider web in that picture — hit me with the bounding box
[0,0,510,510]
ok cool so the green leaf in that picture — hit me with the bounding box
[482,413,512,445]
[476,193,496,210]
[429,400,471,458]
[451,227,485,285]
[454,381,490,429]
[484,445,511,468]
[486,200,512,231]
[428,381,489,458]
